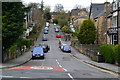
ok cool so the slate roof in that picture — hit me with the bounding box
[91,3,104,18]
[71,9,80,16]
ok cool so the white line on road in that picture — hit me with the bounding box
[63,68,67,71]
[0,76,13,78]
[68,73,74,79]
[56,59,68,72]
[20,77,30,78]
[59,65,62,68]
[56,59,60,65]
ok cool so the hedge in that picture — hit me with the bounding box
[99,45,120,65]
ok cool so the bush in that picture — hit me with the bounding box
[21,39,33,48]
[114,45,120,65]
[99,45,116,64]
[9,44,17,54]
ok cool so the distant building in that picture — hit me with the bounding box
[71,8,88,31]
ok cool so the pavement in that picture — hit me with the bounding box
[1,27,120,76]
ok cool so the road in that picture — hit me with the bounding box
[2,24,118,80]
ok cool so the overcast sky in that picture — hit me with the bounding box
[22,0,114,11]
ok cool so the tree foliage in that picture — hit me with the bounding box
[2,2,25,49]
[78,19,96,44]
[53,19,58,24]
[55,11,70,28]
[61,25,70,33]
[44,7,51,21]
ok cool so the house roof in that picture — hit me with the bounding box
[91,3,104,18]
[71,9,80,16]
[94,3,113,18]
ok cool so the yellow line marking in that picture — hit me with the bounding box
[70,54,119,76]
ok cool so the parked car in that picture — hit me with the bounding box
[56,33,61,38]
[31,47,44,59]
[39,43,50,53]
[55,28,59,32]
[44,27,49,31]
[42,36,48,41]
[44,30,48,34]
[62,45,71,52]
[59,43,67,49]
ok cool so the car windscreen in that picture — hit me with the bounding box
[33,49,43,53]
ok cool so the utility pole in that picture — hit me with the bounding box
[89,0,92,19]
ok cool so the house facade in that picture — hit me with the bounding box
[107,0,120,45]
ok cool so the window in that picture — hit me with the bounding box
[113,2,118,10]
[113,16,117,27]
[118,1,120,7]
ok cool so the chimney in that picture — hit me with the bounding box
[104,2,110,9]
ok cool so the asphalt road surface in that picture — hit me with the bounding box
[1,24,119,80]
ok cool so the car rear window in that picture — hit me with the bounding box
[33,48,43,53]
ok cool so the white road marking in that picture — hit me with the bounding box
[63,68,67,71]
[0,76,13,78]
[68,73,74,79]
[20,77,29,78]
[56,59,68,72]
[59,65,62,68]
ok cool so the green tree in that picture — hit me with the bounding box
[44,7,51,21]
[78,19,96,44]
[55,11,70,28]
[61,25,70,33]
[53,19,58,24]
[2,2,25,49]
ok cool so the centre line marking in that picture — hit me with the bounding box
[68,73,73,79]
[59,65,62,68]
[20,77,29,78]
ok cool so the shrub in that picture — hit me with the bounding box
[114,45,120,65]
[100,45,116,63]
[21,39,33,48]
[9,44,17,54]
[99,45,115,64]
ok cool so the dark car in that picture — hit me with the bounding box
[62,45,71,53]
[39,43,50,53]
[31,47,44,59]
